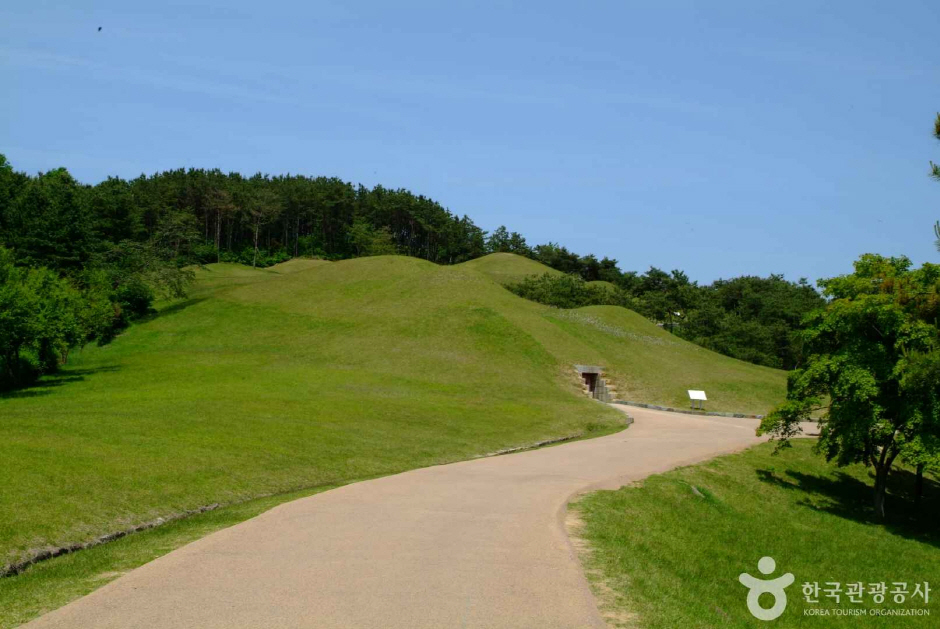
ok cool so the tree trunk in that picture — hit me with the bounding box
[915,464,925,506]
[5,347,21,380]
[216,210,222,262]
[253,221,260,268]
[3,350,14,380]
[873,465,890,520]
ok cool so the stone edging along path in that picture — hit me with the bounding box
[485,409,634,457]
[0,503,223,579]
[24,406,768,629]
[612,400,765,420]
[2,410,636,580]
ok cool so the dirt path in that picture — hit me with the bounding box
[26,407,777,628]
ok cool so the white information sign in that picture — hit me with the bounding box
[688,390,707,410]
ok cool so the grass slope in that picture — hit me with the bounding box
[0,484,339,629]
[543,306,784,411]
[573,440,939,628]
[0,257,621,569]
[0,254,784,624]
[459,251,562,284]
[586,280,618,292]
[459,255,784,410]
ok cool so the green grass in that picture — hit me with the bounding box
[587,280,618,292]
[460,255,785,411]
[573,440,940,628]
[0,253,785,625]
[0,483,341,629]
[459,251,563,284]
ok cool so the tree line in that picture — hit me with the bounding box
[508,268,824,370]
[0,153,830,386]
[3,109,937,520]
[0,157,492,270]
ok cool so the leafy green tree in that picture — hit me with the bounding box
[486,226,510,253]
[485,225,530,256]
[0,248,39,382]
[348,219,397,256]
[532,242,581,275]
[508,273,633,309]
[28,269,88,371]
[597,257,622,284]
[207,188,236,262]
[931,113,940,183]
[88,177,142,244]
[0,247,116,387]
[94,240,194,321]
[898,349,940,502]
[677,275,824,368]
[759,255,940,518]
[244,186,282,268]
[630,268,698,332]
[578,255,602,281]
[931,114,939,252]
[348,219,374,257]
[0,154,28,235]
[153,210,201,260]
[369,227,397,256]
[72,269,121,346]
[446,215,486,263]
[3,168,99,271]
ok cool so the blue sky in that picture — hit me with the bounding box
[2,1,938,283]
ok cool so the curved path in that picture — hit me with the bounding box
[27,407,782,629]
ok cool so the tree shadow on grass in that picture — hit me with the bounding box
[151,297,207,320]
[756,467,940,548]
[0,365,121,400]
[115,297,208,329]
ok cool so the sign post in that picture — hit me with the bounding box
[687,390,707,411]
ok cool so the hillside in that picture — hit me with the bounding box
[574,440,939,628]
[586,280,618,292]
[459,251,562,284]
[0,255,785,577]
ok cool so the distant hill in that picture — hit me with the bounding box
[586,280,618,292]
[0,254,784,574]
[459,252,563,284]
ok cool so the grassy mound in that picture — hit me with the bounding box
[544,306,783,410]
[573,440,939,628]
[459,251,562,284]
[459,253,784,410]
[586,280,618,292]
[0,255,784,606]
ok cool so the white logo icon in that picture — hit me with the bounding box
[739,556,794,621]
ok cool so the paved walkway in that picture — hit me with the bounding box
[27,407,789,629]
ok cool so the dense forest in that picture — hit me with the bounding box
[0,153,823,388]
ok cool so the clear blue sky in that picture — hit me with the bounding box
[2,1,938,283]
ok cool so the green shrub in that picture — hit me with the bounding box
[0,248,116,389]
[218,247,291,268]
[507,273,635,309]
[189,243,219,265]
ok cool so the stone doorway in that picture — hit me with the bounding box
[573,365,615,402]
